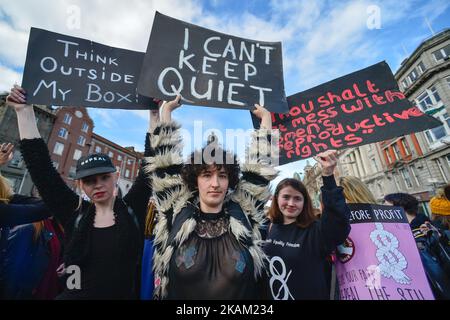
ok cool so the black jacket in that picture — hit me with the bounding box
[19,134,152,298]
[263,175,351,300]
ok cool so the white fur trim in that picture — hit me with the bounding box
[248,244,268,278]
[240,163,279,181]
[173,217,197,245]
[144,152,184,173]
[229,216,252,241]
[152,174,184,193]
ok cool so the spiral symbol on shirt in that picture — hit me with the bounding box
[369,223,411,285]
[269,256,294,300]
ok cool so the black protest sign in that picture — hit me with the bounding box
[269,61,442,165]
[137,12,288,113]
[22,27,158,109]
[347,204,408,225]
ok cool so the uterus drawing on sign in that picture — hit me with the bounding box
[369,223,411,285]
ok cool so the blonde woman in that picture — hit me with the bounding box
[338,176,377,204]
[6,85,154,299]
[0,143,50,226]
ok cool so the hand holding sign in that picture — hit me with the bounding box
[251,104,272,129]
[6,85,29,112]
[314,149,338,177]
[161,95,182,123]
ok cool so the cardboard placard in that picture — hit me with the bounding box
[22,27,157,109]
[138,12,288,113]
[267,61,442,165]
[336,204,434,300]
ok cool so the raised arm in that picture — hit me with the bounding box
[123,107,161,230]
[144,96,187,244]
[231,104,278,241]
[0,201,51,227]
[6,85,79,226]
[315,150,351,255]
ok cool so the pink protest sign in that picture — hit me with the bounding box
[335,204,434,300]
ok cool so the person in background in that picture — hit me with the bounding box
[6,84,153,299]
[428,185,450,232]
[147,96,277,299]
[1,143,58,299]
[339,176,377,204]
[0,143,50,227]
[384,193,429,231]
[264,150,351,300]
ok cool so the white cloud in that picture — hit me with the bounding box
[0,21,29,67]
[0,0,204,64]
[88,108,121,129]
[0,64,22,92]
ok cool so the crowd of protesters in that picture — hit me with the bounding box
[0,84,449,300]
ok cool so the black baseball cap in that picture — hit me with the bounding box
[74,153,116,179]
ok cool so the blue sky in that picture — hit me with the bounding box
[1,0,449,186]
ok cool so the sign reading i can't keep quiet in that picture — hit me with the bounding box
[137,12,289,113]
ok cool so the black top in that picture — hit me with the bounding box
[168,211,259,299]
[19,135,152,299]
[57,225,136,299]
[410,213,429,230]
[263,175,351,300]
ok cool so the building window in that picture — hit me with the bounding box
[81,122,89,133]
[429,125,447,142]
[432,44,450,62]
[407,68,418,84]
[95,146,102,153]
[394,174,401,190]
[117,155,122,161]
[108,151,114,158]
[58,127,68,139]
[393,144,401,160]
[435,159,447,181]
[127,159,133,165]
[371,158,379,172]
[401,138,411,156]
[68,166,77,179]
[125,169,130,178]
[402,79,408,90]
[446,154,450,169]
[377,183,383,195]
[430,87,441,103]
[77,135,86,146]
[400,168,413,189]
[425,112,449,143]
[416,86,441,111]
[384,149,392,164]
[53,142,64,155]
[73,149,82,160]
[443,112,450,128]
[411,165,420,186]
[417,61,426,74]
[63,113,72,125]
[53,161,59,170]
